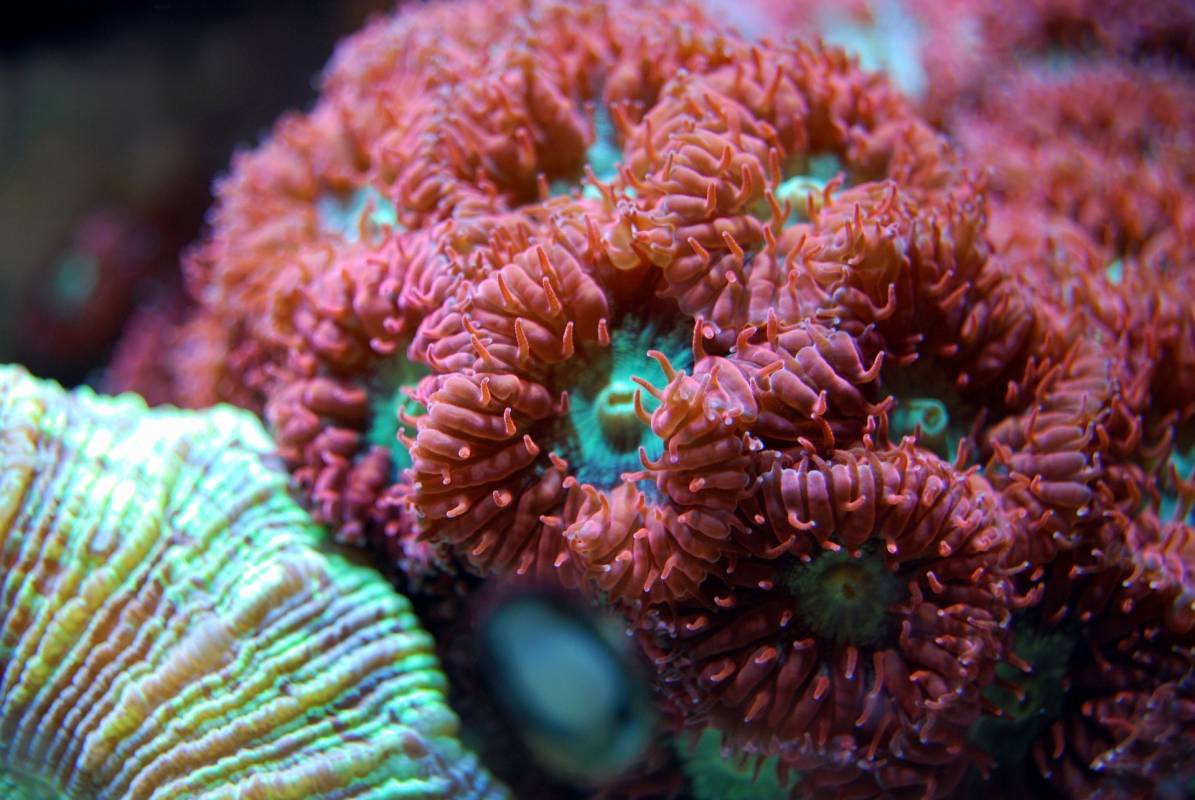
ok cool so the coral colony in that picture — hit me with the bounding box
[5,0,1194,797]
[0,366,503,799]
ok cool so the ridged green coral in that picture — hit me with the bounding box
[0,366,506,800]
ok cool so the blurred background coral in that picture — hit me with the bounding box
[0,0,390,384]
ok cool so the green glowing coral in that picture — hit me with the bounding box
[0,366,506,800]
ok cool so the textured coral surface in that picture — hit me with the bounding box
[101,0,1195,796]
[0,365,506,799]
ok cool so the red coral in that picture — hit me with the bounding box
[994,513,1195,797]
[956,63,1195,258]
[140,0,966,575]
[104,0,1195,796]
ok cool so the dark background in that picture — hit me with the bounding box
[0,0,392,382]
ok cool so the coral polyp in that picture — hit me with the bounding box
[638,442,1018,796]
[118,0,961,596]
[0,366,505,800]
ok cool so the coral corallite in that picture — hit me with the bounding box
[643,443,1020,797]
[0,366,506,799]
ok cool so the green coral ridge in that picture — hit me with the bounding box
[558,316,692,488]
[368,355,432,473]
[680,728,796,800]
[970,623,1077,770]
[0,366,506,800]
[890,396,956,458]
[317,184,401,244]
[0,768,63,800]
[784,546,904,648]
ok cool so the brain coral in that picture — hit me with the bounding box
[0,365,506,800]
[103,0,1195,796]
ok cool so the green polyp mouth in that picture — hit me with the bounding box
[970,621,1077,768]
[594,379,642,454]
[890,396,955,457]
[680,728,796,800]
[480,594,655,785]
[316,184,401,244]
[366,356,431,474]
[883,357,976,463]
[558,316,691,489]
[50,251,99,314]
[784,546,903,648]
[899,397,949,437]
[772,152,843,223]
[0,766,68,800]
